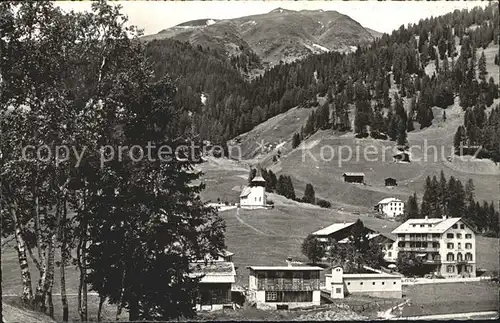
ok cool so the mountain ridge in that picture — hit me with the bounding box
[142,8,379,65]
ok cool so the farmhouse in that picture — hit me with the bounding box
[384,177,397,187]
[247,260,322,310]
[342,172,365,184]
[311,221,396,263]
[240,170,267,208]
[325,266,402,299]
[376,197,405,218]
[392,216,477,278]
[189,260,236,311]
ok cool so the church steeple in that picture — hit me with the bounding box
[251,168,266,186]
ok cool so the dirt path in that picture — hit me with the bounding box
[233,208,271,236]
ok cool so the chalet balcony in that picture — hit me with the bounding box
[257,278,320,291]
[422,259,441,264]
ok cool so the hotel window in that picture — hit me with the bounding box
[465,253,473,261]
[336,288,342,294]
[265,291,277,302]
[460,224,465,229]
[259,197,261,202]
[360,282,363,285]
[347,282,351,285]
[452,224,458,229]
[456,233,462,239]
[447,243,454,249]
[457,253,463,261]
[303,271,310,280]
[372,282,375,285]
[420,224,424,227]
[393,282,396,284]
[465,234,472,239]
[382,282,385,285]
[447,265,454,273]
[446,253,454,261]
[466,265,473,273]
[388,252,392,257]
[447,233,454,239]
[465,243,472,249]
[457,243,461,249]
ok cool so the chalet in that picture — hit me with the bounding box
[393,151,410,163]
[326,266,402,299]
[189,250,236,311]
[385,177,397,187]
[342,172,365,184]
[247,260,322,310]
[189,261,236,311]
[311,222,396,263]
[240,170,267,209]
[376,197,405,218]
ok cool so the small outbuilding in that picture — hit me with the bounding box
[385,177,397,187]
[342,172,365,184]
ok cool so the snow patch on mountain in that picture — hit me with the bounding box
[206,19,216,26]
[313,43,329,52]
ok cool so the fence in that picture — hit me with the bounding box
[402,276,492,285]
[347,299,401,313]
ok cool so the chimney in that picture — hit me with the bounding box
[425,216,428,220]
[442,215,447,220]
[286,256,293,267]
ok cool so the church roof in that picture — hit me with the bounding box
[251,175,265,182]
[240,186,252,197]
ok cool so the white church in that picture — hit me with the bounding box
[239,170,268,209]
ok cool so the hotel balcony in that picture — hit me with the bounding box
[398,236,440,242]
[422,259,442,264]
[398,246,440,252]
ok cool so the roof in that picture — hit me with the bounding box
[343,172,365,177]
[312,222,355,236]
[218,250,234,257]
[189,261,236,283]
[337,231,396,243]
[251,176,266,182]
[385,177,396,180]
[377,197,403,205]
[342,273,401,279]
[392,217,464,234]
[239,186,251,197]
[248,266,323,271]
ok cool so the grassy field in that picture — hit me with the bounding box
[402,281,500,316]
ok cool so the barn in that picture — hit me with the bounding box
[342,172,365,184]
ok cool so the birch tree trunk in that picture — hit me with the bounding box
[45,233,56,318]
[60,201,69,322]
[9,205,33,305]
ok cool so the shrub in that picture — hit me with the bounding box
[316,199,331,208]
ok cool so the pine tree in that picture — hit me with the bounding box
[478,51,488,82]
[292,133,301,149]
[405,193,420,220]
[303,183,316,204]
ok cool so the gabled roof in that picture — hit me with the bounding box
[189,261,236,283]
[312,222,355,236]
[343,172,365,177]
[251,175,266,182]
[248,266,323,271]
[392,217,464,234]
[377,197,403,205]
[239,186,251,197]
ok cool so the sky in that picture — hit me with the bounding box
[56,1,489,35]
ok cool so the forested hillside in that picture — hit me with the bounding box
[146,3,499,163]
